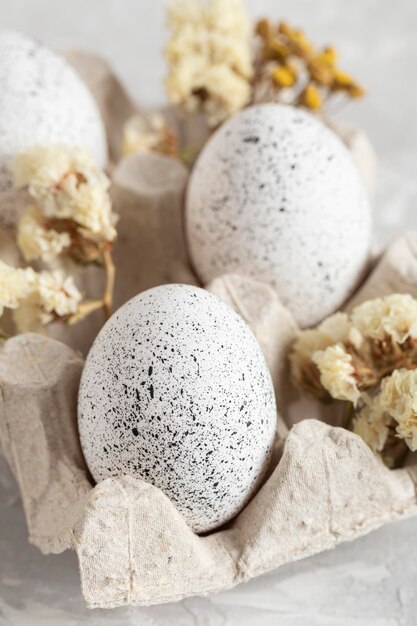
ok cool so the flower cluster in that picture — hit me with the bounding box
[122,112,177,158]
[0,144,119,336]
[253,19,364,112]
[0,260,82,334]
[165,0,253,127]
[14,145,117,264]
[290,294,417,464]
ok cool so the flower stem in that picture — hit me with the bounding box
[102,245,115,321]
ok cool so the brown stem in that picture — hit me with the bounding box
[68,299,104,326]
[0,326,9,340]
[102,245,115,321]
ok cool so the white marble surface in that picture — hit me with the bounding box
[1,0,417,624]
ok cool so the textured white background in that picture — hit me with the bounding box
[1,0,417,624]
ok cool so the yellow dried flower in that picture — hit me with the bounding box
[332,70,365,98]
[267,38,292,61]
[278,22,313,57]
[253,19,365,111]
[255,18,273,41]
[13,145,117,244]
[271,64,297,88]
[313,344,360,404]
[165,0,253,127]
[17,206,71,263]
[317,46,338,67]
[298,83,323,110]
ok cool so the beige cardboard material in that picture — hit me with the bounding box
[2,234,417,607]
[0,52,395,609]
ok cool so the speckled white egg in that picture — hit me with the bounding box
[78,284,277,533]
[0,31,107,226]
[186,103,372,328]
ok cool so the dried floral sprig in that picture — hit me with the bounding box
[290,294,417,464]
[14,145,117,251]
[253,19,365,112]
[0,259,82,334]
[122,112,177,157]
[165,0,253,127]
[13,145,118,326]
[354,370,417,456]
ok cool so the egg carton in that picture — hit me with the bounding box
[2,52,413,609]
[2,237,417,608]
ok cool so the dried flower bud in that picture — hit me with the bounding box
[298,83,322,110]
[313,344,360,404]
[0,260,35,317]
[290,312,351,397]
[13,145,117,245]
[353,400,391,454]
[165,0,253,127]
[377,369,417,451]
[122,112,177,157]
[351,294,417,344]
[0,259,82,333]
[271,63,297,88]
[17,206,71,263]
[253,18,364,112]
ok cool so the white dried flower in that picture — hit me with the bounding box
[122,112,177,157]
[351,294,417,344]
[13,270,82,333]
[313,344,360,404]
[353,400,391,454]
[17,206,71,263]
[0,260,36,317]
[165,0,253,126]
[378,369,417,451]
[0,259,82,333]
[290,312,350,385]
[13,145,117,244]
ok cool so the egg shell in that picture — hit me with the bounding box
[78,284,277,533]
[0,31,108,226]
[186,103,372,328]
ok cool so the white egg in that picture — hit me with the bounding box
[0,31,107,226]
[78,284,277,533]
[186,103,372,328]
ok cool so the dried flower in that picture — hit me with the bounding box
[298,83,322,110]
[353,400,391,454]
[291,293,417,466]
[351,294,417,344]
[165,0,253,127]
[0,260,35,317]
[313,344,360,404]
[14,145,117,244]
[13,145,117,323]
[17,206,71,263]
[253,18,365,112]
[291,294,417,404]
[290,312,351,397]
[122,112,177,157]
[377,369,417,451]
[0,260,82,333]
[14,271,82,333]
